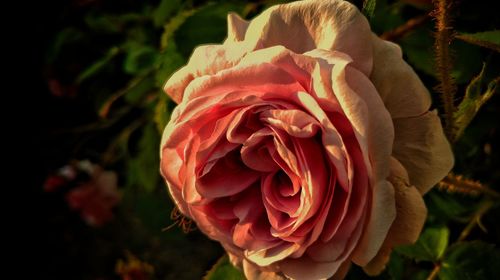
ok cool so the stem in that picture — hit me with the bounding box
[458,200,494,242]
[427,263,441,280]
[432,0,457,140]
[380,14,430,41]
[439,173,500,199]
[455,33,500,53]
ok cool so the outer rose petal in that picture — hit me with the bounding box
[243,259,285,280]
[244,0,373,76]
[226,13,249,42]
[363,158,427,275]
[392,111,454,193]
[370,35,432,119]
[164,43,249,103]
[164,0,374,103]
[370,33,453,194]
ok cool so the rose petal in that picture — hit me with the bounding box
[392,110,454,193]
[370,35,432,119]
[260,109,320,138]
[244,0,373,75]
[363,157,427,275]
[226,12,249,42]
[242,259,285,280]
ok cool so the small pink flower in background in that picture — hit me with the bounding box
[44,164,78,192]
[44,160,121,227]
[66,166,121,227]
[159,0,454,279]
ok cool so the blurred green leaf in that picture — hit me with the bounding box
[451,41,483,84]
[454,63,498,139]
[456,30,500,53]
[397,226,450,262]
[155,42,185,86]
[76,47,120,84]
[439,241,500,280]
[362,0,377,19]
[426,191,475,223]
[124,76,156,104]
[85,12,122,33]
[175,2,247,58]
[400,27,435,77]
[127,123,160,193]
[153,0,182,28]
[154,93,171,134]
[387,252,405,279]
[124,46,159,75]
[160,9,197,50]
[204,255,244,280]
[47,27,85,63]
[369,0,404,34]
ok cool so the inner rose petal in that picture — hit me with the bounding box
[241,128,280,172]
[197,149,260,198]
[262,171,301,217]
[260,108,320,138]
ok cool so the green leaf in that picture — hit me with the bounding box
[426,191,475,223]
[156,42,186,87]
[175,2,247,58]
[127,124,161,193]
[153,0,181,28]
[160,9,197,49]
[369,0,404,34]
[154,93,172,134]
[396,226,450,262]
[454,63,499,139]
[76,47,120,84]
[124,46,159,75]
[400,27,435,77]
[204,255,245,280]
[46,27,85,63]
[387,252,405,280]
[456,30,500,53]
[362,0,377,19]
[84,12,123,33]
[451,41,483,84]
[124,76,156,104]
[439,241,500,280]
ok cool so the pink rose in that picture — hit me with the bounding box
[159,0,453,279]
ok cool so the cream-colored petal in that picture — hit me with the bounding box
[363,157,427,275]
[243,259,286,280]
[226,12,249,42]
[244,0,373,75]
[370,34,432,119]
[163,43,249,103]
[392,110,454,194]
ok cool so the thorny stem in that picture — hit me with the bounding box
[457,200,495,242]
[432,0,457,140]
[439,173,500,199]
[426,263,441,280]
[380,14,430,41]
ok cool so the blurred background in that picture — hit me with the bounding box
[23,0,499,279]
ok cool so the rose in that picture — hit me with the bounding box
[159,0,453,279]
